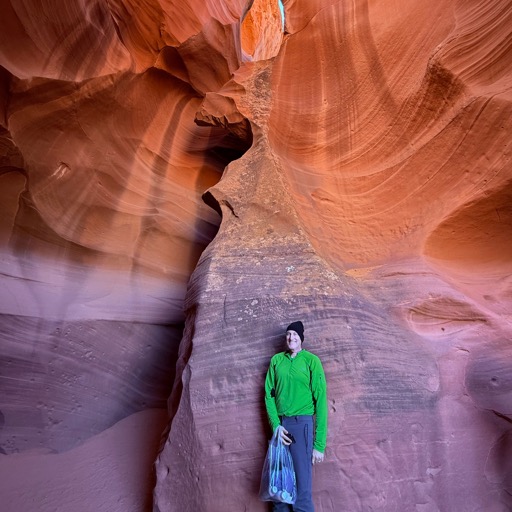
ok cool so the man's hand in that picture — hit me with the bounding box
[312,449,324,464]
[275,425,292,445]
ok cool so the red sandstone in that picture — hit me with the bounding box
[0,0,511,511]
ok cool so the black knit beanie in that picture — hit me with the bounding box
[286,321,304,342]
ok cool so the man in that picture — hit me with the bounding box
[264,321,327,512]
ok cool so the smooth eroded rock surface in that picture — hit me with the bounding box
[0,0,250,509]
[0,409,168,511]
[155,0,512,510]
[1,0,511,511]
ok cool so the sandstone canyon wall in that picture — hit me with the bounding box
[1,0,511,511]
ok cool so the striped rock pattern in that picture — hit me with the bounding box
[0,1,511,511]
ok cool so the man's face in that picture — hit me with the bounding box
[286,330,302,352]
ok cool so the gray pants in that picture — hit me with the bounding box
[273,415,314,512]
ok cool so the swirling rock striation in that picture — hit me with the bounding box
[0,0,251,510]
[0,0,511,511]
[156,0,512,511]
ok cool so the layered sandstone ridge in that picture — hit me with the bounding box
[0,0,511,511]
[155,0,512,511]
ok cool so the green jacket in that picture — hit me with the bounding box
[264,349,327,453]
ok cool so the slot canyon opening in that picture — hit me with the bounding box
[241,0,284,61]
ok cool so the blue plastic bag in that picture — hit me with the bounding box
[259,429,297,504]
